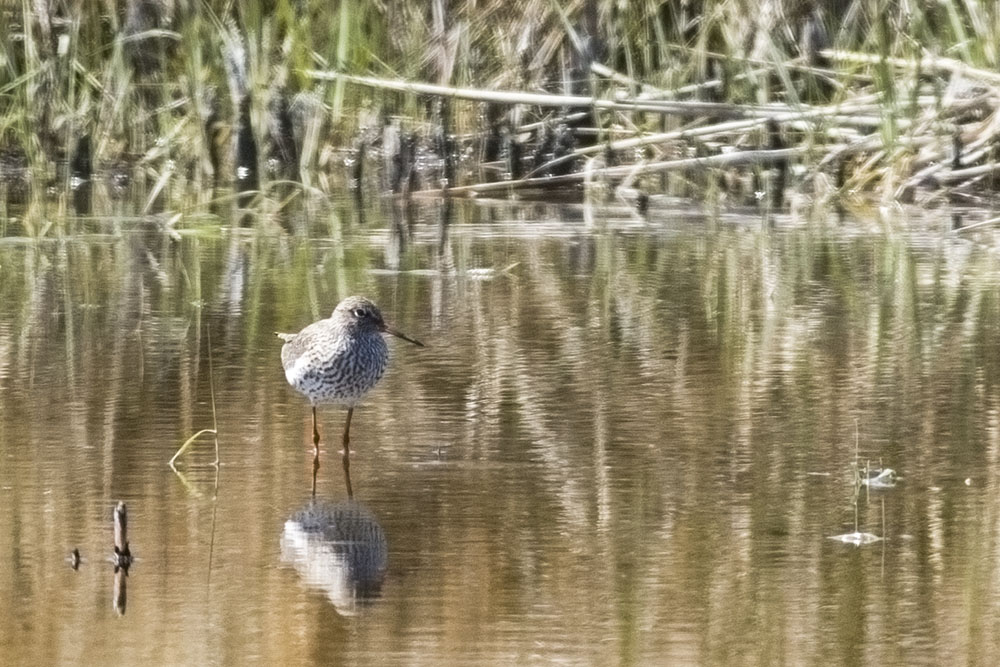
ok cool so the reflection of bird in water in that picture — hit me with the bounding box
[278,296,423,485]
[280,500,388,615]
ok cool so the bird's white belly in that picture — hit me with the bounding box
[285,344,387,406]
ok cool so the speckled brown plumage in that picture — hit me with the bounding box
[277,296,423,493]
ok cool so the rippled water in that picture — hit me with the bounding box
[3,198,1000,665]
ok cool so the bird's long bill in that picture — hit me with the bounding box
[384,326,425,347]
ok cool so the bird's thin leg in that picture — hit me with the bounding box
[342,407,354,453]
[341,407,354,498]
[312,405,321,460]
[311,451,319,499]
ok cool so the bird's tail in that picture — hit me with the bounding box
[275,332,296,342]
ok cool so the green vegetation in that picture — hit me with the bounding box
[2,0,1000,221]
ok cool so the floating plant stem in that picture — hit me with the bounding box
[169,325,220,468]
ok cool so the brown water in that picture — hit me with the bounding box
[3,197,1000,665]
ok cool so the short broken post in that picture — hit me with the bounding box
[113,501,132,571]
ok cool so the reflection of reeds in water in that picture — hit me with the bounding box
[7,199,1000,659]
[279,500,388,616]
[170,326,219,470]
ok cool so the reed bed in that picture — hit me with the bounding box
[2,0,1000,222]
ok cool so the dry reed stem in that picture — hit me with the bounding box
[426,147,804,196]
[821,49,1000,88]
[303,69,803,117]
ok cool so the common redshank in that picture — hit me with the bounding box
[278,296,423,484]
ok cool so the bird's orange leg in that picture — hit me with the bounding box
[341,407,354,498]
[311,451,319,499]
[312,405,321,458]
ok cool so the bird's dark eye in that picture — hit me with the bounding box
[353,308,367,318]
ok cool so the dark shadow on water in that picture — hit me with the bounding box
[280,499,388,615]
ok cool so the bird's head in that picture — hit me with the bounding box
[334,296,424,346]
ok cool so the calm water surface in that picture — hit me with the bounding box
[3,198,1000,665]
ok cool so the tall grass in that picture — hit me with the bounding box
[1,0,999,222]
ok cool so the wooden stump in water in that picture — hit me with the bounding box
[113,501,132,571]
